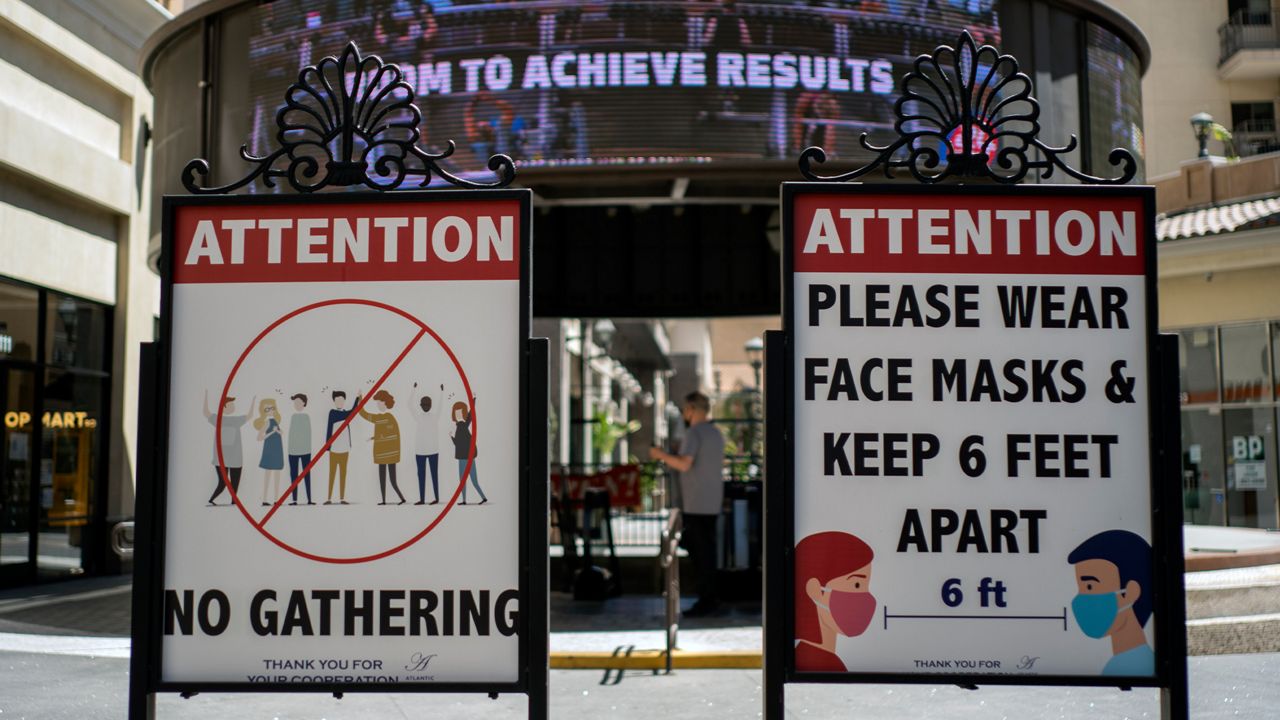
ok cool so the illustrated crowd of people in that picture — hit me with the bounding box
[203,381,487,508]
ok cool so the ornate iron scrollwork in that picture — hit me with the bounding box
[799,30,1136,185]
[182,42,515,194]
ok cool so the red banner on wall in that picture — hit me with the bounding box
[551,464,643,507]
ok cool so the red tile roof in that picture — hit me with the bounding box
[1158,196,1280,241]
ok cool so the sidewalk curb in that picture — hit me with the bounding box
[1186,549,1280,572]
[0,585,131,615]
[550,650,761,670]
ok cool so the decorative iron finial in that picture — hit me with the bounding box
[798,30,1137,185]
[182,42,516,194]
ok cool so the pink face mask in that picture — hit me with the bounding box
[814,587,876,637]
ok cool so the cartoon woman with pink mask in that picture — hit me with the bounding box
[794,531,876,672]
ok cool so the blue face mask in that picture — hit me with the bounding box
[1071,591,1131,638]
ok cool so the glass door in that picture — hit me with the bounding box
[1,367,37,584]
[38,369,104,578]
[0,284,109,585]
[1224,407,1280,529]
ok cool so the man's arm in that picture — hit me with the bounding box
[649,446,694,473]
[651,426,698,472]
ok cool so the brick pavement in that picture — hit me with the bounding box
[0,576,132,637]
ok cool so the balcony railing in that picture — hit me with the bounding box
[1219,9,1279,64]
[1234,118,1280,157]
[1236,118,1277,133]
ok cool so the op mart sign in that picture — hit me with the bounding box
[780,184,1164,684]
[152,191,531,692]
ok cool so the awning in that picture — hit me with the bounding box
[1158,196,1280,241]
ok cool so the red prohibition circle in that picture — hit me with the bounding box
[214,298,477,564]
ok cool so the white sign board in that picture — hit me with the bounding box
[786,186,1158,681]
[158,193,528,687]
[1231,435,1267,490]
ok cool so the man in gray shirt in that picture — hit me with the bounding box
[287,393,314,505]
[650,391,725,616]
[204,390,254,506]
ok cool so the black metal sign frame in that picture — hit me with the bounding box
[765,183,1187,717]
[131,189,545,713]
[129,41,546,720]
[765,28,1186,720]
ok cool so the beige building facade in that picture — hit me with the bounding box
[1154,152,1280,531]
[1106,0,1280,177]
[0,0,168,585]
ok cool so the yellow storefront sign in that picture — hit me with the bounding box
[3,411,98,429]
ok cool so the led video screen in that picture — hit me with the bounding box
[245,1,1001,172]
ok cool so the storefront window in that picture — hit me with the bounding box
[38,370,104,577]
[1221,323,1271,403]
[46,294,108,371]
[0,283,39,364]
[1179,321,1280,530]
[0,278,111,585]
[1223,407,1279,529]
[1179,327,1219,405]
[1,369,36,572]
[1181,409,1225,526]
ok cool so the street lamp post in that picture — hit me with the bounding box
[1190,112,1214,159]
[744,336,764,472]
[745,336,764,389]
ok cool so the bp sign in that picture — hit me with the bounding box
[770,181,1180,687]
[1230,435,1268,490]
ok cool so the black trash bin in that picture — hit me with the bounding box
[716,479,762,602]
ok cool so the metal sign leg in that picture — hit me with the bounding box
[128,342,160,720]
[526,338,550,720]
[763,330,787,720]
[1156,334,1190,720]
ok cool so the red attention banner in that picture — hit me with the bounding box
[792,193,1146,276]
[172,199,521,284]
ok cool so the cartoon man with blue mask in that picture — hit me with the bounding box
[1067,529,1154,676]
